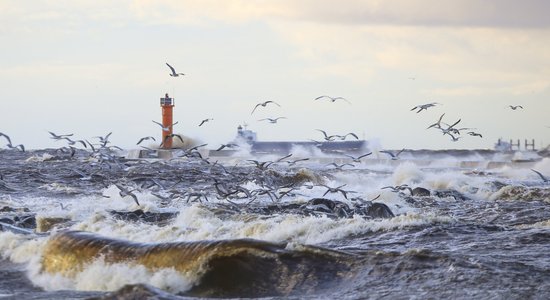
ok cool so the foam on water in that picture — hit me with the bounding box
[27,256,195,293]
[3,150,550,296]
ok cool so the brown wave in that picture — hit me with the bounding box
[42,231,358,298]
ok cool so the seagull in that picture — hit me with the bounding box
[315,129,338,141]
[467,132,483,138]
[94,132,112,147]
[343,152,372,163]
[152,120,179,131]
[509,105,523,110]
[332,132,359,140]
[440,119,461,136]
[251,101,281,114]
[382,184,412,194]
[246,159,274,170]
[166,63,185,77]
[115,184,140,206]
[448,134,462,142]
[427,113,446,130]
[0,132,11,145]
[61,137,88,148]
[531,169,549,183]
[6,143,25,152]
[216,143,239,151]
[319,184,354,199]
[160,134,185,147]
[326,162,355,170]
[136,136,156,145]
[285,158,310,166]
[380,149,405,160]
[314,95,351,104]
[199,118,214,127]
[410,102,439,113]
[258,117,287,124]
[48,131,73,140]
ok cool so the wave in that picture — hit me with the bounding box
[41,230,358,297]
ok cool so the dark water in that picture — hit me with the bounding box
[1,148,550,299]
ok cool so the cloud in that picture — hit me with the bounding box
[127,0,550,28]
[268,21,550,94]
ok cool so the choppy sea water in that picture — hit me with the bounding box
[1,148,550,299]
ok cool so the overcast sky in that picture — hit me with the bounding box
[1,0,549,150]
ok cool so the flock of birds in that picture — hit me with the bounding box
[1,62,548,194]
[410,102,529,142]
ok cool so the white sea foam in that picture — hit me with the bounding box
[27,256,195,293]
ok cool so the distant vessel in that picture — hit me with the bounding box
[234,125,369,155]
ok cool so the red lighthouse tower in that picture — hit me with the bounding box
[160,93,175,149]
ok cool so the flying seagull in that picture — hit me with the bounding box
[6,143,25,152]
[216,143,239,151]
[380,149,405,160]
[160,134,185,148]
[427,113,446,130]
[314,95,351,104]
[258,117,287,124]
[166,63,185,77]
[48,131,73,140]
[410,102,439,113]
[509,105,523,110]
[115,184,140,206]
[251,101,281,114]
[136,136,156,145]
[343,152,372,163]
[199,118,214,127]
[0,132,12,145]
[152,120,179,131]
[531,169,549,183]
[467,131,483,138]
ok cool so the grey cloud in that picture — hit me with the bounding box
[285,0,550,28]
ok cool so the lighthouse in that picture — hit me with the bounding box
[160,93,175,149]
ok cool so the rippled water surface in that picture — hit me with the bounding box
[1,148,550,299]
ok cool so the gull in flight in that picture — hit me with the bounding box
[48,131,73,140]
[314,95,351,104]
[332,133,359,140]
[251,101,281,114]
[427,113,446,130]
[531,169,549,183]
[467,131,483,138]
[199,118,214,127]
[326,162,355,170]
[166,63,185,77]
[319,184,355,200]
[6,143,25,152]
[343,152,372,163]
[136,136,156,145]
[0,132,12,145]
[439,119,461,136]
[258,117,286,124]
[410,102,439,113]
[316,129,337,141]
[216,143,239,151]
[160,134,185,148]
[152,120,179,131]
[509,105,523,110]
[115,183,140,206]
[380,148,405,160]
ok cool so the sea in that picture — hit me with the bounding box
[1,146,550,299]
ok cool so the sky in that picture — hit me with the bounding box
[1,0,549,151]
